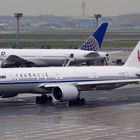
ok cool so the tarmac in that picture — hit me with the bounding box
[0,48,140,140]
[0,85,140,140]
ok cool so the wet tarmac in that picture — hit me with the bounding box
[0,85,140,140]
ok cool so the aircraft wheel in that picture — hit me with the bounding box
[68,97,86,106]
[36,96,41,104]
[48,96,53,103]
[80,98,86,105]
[40,95,48,104]
[36,95,48,104]
[68,100,74,106]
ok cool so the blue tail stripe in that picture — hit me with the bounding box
[80,23,108,51]
[93,23,108,49]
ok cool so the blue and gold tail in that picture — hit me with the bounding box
[80,23,108,51]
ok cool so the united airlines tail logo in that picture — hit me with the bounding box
[138,50,140,61]
[80,36,99,51]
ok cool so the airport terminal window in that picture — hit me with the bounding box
[0,75,6,79]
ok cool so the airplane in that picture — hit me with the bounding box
[0,23,8,28]
[0,41,140,106]
[0,23,109,68]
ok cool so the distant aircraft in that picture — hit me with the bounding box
[0,23,109,68]
[0,23,8,28]
[0,41,140,106]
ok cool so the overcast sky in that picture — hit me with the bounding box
[0,0,140,16]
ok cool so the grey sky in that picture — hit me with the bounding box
[0,0,140,16]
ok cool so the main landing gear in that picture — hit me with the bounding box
[68,97,86,106]
[36,95,53,104]
[36,95,86,106]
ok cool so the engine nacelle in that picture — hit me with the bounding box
[52,85,79,101]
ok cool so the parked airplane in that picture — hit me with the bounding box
[0,41,140,105]
[0,23,109,68]
[0,23,8,28]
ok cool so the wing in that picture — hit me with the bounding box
[84,52,100,58]
[39,78,140,91]
[38,78,140,102]
[85,51,122,57]
[75,78,140,90]
[1,55,35,67]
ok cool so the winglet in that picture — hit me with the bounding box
[80,23,108,51]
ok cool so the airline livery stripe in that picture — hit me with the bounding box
[0,77,137,85]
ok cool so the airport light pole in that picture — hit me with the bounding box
[14,13,23,48]
[94,14,102,29]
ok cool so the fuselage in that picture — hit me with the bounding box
[0,49,107,67]
[0,66,138,98]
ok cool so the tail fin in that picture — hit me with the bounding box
[80,23,108,51]
[124,41,140,68]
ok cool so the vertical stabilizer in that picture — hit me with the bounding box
[80,23,108,51]
[124,41,140,68]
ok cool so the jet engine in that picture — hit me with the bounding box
[52,85,79,101]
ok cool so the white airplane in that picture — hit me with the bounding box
[0,41,140,105]
[0,23,8,28]
[0,23,109,68]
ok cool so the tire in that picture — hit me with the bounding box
[80,98,86,105]
[48,96,53,103]
[40,95,48,104]
[36,96,41,104]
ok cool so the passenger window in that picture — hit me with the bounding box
[20,74,23,77]
[28,73,32,77]
[0,75,6,79]
[37,73,40,77]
